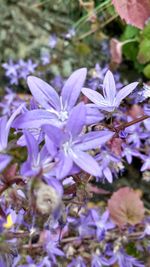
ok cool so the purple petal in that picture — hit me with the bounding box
[0,154,12,172]
[45,135,58,157]
[76,131,114,151]
[66,102,86,137]
[103,167,113,183]
[141,160,150,171]
[27,76,60,110]
[12,110,56,129]
[103,70,116,103]
[43,124,64,147]
[61,68,87,109]
[85,105,104,124]
[115,82,138,106]
[24,131,39,164]
[55,153,73,179]
[0,116,8,151]
[69,148,100,176]
[82,88,107,107]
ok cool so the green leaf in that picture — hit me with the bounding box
[123,43,139,61]
[137,39,150,64]
[143,64,150,78]
[121,25,139,41]
[142,21,150,39]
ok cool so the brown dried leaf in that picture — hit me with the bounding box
[112,0,150,29]
[108,187,145,227]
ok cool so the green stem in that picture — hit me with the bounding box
[74,0,111,29]
[122,38,138,46]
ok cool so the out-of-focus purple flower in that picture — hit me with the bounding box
[107,248,144,267]
[41,50,51,65]
[91,253,110,267]
[89,209,115,241]
[82,70,138,112]
[65,28,76,40]
[48,34,57,48]
[2,59,37,85]
[95,149,121,182]
[125,118,149,148]
[17,59,37,80]
[68,256,86,267]
[43,103,114,178]
[19,255,52,267]
[51,75,64,92]
[77,210,96,237]
[2,59,19,85]
[43,231,64,263]
[0,88,25,116]
[138,83,150,101]
[122,144,142,164]
[140,154,150,172]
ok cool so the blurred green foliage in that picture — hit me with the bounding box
[0,0,150,81]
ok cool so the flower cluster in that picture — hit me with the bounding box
[2,59,37,85]
[0,67,149,266]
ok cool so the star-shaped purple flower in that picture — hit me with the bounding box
[82,70,138,112]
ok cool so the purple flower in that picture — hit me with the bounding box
[107,249,144,267]
[91,253,110,267]
[17,59,37,80]
[68,256,86,267]
[122,144,141,164]
[41,50,51,65]
[82,70,138,112]
[89,209,115,241]
[95,149,121,183]
[2,59,19,85]
[43,103,114,178]
[48,34,57,48]
[140,154,150,172]
[13,68,88,129]
[19,255,52,267]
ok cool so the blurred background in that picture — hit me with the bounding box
[0,0,150,93]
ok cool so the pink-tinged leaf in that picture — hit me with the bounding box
[110,38,123,64]
[112,0,150,29]
[108,187,145,227]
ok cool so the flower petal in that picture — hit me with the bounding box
[0,154,12,172]
[43,124,64,147]
[66,102,86,138]
[103,167,113,183]
[12,110,56,129]
[85,105,104,124]
[61,68,87,109]
[0,116,8,151]
[55,153,73,179]
[27,76,60,110]
[24,131,39,164]
[103,70,116,103]
[76,131,114,151]
[115,82,138,106]
[82,88,106,107]
[69,149,100,176]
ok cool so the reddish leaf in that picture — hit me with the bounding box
[108,187,145,227]
[112,0,150,29]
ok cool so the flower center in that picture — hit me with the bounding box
[58,110,68,122]
[63,140,72,156]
